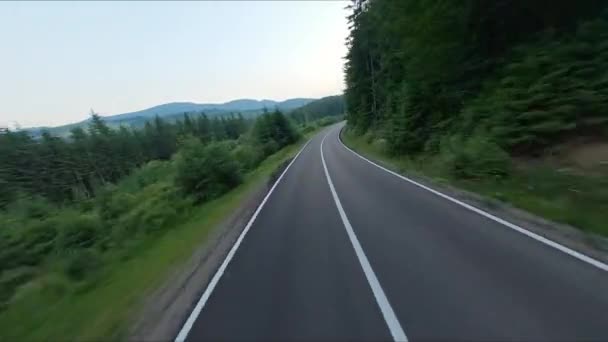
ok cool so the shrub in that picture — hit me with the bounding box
[440,133,512,180]
[55,211,103,250]
[112,160,175,194]
[64,249,103,281]
[97,188,136,223]
[104,182,186,245]
[260,139,280,157]
[175,138,242,202]
[231,144,265,171]
[0,220,57,269]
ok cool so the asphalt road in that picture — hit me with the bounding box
[180,125,608,341]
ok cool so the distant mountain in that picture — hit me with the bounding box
[23,98,315,137]
[104,98,313,123]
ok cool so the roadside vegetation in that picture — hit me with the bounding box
[0,103,341,340]
[344,1,608,237]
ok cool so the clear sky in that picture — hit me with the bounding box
[0,1,349,128]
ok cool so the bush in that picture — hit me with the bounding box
[55,211,103,250]
[0,220,57,269]
[111,160,175,194]
[97,190,136,223]
[64,249,103,281]
[260,139,280,157]
[175,138,242,202]
[440,133,512,180]
[116,182,184,236]
[231,144,265,171]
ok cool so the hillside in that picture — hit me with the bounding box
[24,98,315,137]
[289,95,345,124]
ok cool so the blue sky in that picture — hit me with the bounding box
[0,1,349,128]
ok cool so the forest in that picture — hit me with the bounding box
[344,0,608,235]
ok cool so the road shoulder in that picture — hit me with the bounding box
[339,127,608,267]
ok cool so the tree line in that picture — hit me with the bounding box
[345,0,608,163]
[0,112,250,207]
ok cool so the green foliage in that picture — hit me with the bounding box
[251,109,299,155]
[289,95,345,124]
[114,182,185,237]
[439,133,512,180]
[64,249,103,281]
[175,138,242,202]
[0,219,57,269]
[0,112,250,206]
[461,14,608,153]
[55,211,103,250]
[231,144,265,172]
[345,0,608,156]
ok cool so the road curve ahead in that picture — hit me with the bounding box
[179,124,608,341]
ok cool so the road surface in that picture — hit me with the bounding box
[178,125,608,341]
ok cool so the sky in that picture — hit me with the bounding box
[0,1,350,128]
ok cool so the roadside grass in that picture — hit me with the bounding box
[0,136,312,341]
[342,130,608,238]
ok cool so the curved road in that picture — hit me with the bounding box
[178,124,608,341]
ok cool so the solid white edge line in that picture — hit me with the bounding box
[174,138,313,342]
[337,127,608,273]
[321,130,409,342]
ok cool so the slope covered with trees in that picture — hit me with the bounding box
[344,0,608,235]
[346,0,607,156]
[289,95,345,124]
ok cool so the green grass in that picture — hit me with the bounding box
[342,130,608,238]
[0,137,311,341]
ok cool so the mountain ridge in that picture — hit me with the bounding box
[23,97,315,137]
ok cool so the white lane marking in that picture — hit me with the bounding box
[336,127,608,273]
[175,138,313,342]
[321,131,409,342]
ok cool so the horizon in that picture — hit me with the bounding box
[19,95,338,129]
[0,2,349,128]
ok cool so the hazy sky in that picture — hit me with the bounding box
[0,1,349,128]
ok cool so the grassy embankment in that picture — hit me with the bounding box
[0,131,317,341]
[342,130,608,238]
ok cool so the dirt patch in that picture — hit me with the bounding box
[128,158,294,341]
[561,141,608,169]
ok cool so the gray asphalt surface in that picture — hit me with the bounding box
[184,125,608,341]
